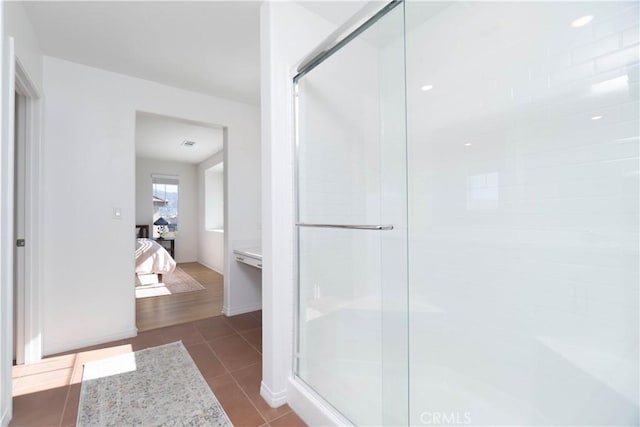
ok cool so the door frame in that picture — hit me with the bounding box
[1,35,16,427]
[13,57,43,364]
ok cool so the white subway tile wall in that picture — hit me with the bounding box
[407,1,638,425]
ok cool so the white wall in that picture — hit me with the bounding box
[223,125,262,316]
[204,166,224,230]
[3,1,42,92]
[135,157,198,263]
[199,228,224,274]
[42,56,261,355]
[260,2,347,423]
[197,151,224,273]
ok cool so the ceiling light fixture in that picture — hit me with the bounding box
[591,115,603,120]
[571,15,593,28]
[421,84,434,92]
[181,140,196,147]
[464,142,472,147]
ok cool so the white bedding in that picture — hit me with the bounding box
[135,238,176,275]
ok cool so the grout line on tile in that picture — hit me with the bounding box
[201,342,269,425]
[226,363,272,426]
[229,361,293,424]
[220,317,245,335]
[269,410,297,425]
[203,341,231,376]
[237,328,262,355]
[228,360,261,375]
[197,326,239,344]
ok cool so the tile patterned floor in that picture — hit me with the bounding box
[10,311,306,427]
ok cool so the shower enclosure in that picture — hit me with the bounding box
[294,1,639,425]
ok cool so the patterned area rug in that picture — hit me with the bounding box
[77,341,232,426]
[135,267,205,299]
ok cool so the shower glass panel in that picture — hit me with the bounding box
[294,3,408,426]
[406,2,639,425]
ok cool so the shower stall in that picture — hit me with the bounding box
[293,1,639,426]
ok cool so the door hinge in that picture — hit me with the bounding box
[16,239,25,247]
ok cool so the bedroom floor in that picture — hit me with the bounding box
[136,262,224,332]
[10,312,306,427]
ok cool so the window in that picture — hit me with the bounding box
[152,175,179,238]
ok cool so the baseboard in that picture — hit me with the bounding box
[43,327,138,356]
[287,376,351,426]
[260,381,287,408]
[197,260,223,275]
[223,302,262,316]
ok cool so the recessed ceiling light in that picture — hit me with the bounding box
[591,115,603,120]
[421,84,434,92]
[571,15,593,28]
[181,140,196,147]
[464,142,472,146]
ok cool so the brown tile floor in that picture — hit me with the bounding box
[10,311,306,427]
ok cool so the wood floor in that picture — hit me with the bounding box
[136,262,224,332]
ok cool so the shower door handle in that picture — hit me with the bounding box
[296,223,394,231]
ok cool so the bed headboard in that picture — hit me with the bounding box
[136,224,150,238]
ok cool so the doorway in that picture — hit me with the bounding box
[134,112,226,331]
[11,60,43,366]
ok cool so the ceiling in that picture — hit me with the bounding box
[21,1,394,106]
[298,1,373,26]
[21,1,377,163]
[23,1,261,105]
[135,113,223,164]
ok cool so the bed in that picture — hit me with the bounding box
[135,224,176,279]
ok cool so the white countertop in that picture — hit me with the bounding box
[233,247,262,260]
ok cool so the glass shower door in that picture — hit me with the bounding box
[294,3,408,425]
